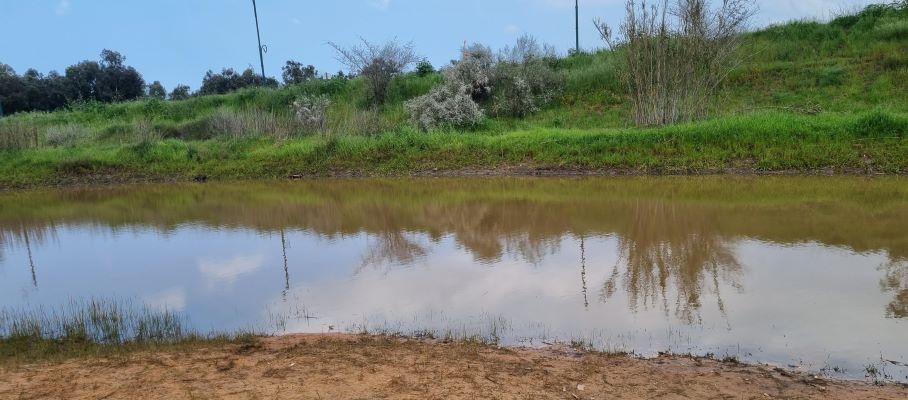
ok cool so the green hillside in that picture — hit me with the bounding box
[1,3,907,188]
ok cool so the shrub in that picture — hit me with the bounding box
[447,44,495,104]
[405,83,484,131]
[491,53,563,118]
[290,95,330,133]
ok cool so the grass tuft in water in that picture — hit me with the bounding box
[0,298,258,364]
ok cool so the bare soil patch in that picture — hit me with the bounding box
[1,334,905,399]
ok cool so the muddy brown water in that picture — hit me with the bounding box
[1,177,906,381]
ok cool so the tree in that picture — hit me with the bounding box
[63,50,145,104]
[147,81,166,99]
[329,38,418,105]
[282,61,317,85]
[169,84,191,100]
[95,49,145,102]
[64,60,102,102]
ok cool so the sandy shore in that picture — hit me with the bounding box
[1,334,906,400]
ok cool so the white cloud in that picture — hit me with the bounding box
[55,0,71,16]
[198,255,265,290]
[145,287,187,312]
[368,0,391,11]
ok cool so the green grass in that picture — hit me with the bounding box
[1,110,907,188]
[1,3,907,187]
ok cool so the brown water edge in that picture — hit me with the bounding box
[1,334,905,400]
[2,164,904,191]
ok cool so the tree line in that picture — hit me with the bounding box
[0,50,327,116]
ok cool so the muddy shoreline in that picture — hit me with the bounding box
[1,334,905,399]
[1,165,902,192]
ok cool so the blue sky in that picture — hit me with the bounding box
[0,0,880,91]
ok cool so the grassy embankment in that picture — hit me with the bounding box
[1,4,908,188]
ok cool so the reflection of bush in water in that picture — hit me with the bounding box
[600,200,744,324]
[358,231,428,273]
[880,260,908,318]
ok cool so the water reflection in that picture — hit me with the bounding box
[1,177,907,380]
[881,260,908,318]
[600,200,743,324]
[359,231,428,273]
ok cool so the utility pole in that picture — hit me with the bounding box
[575,0,580,54]
[252,0,267,82]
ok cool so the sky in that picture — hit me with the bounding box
[0,0,882,91]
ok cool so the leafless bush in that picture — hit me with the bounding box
[405,82,484,131]
[329,38,418,106]
[596,0,754,126]
[290,95,330,133]
[498,34,558,64]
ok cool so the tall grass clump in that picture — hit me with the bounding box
[0,119,40,150]
[44,124,89,147]
[0,299,186,346]
[596,0,754,126]
[208,107,300,140]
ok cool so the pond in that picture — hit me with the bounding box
[1,177,906,381]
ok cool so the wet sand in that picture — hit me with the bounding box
[1,334,906,399]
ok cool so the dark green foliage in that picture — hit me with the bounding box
[816,66,847,87]
[147,81,166,99]
[282,60,318,85]
[94,50,146,103]
[169,85,191,101]
[198,68,278,96]
[851,110,907,138]
[415,59,435,77]
[0,50,145,115]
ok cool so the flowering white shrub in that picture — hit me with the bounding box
[290,95,331,132]
[405,36,561,130]
[446,44,495,103]
[491,59,562,118]
[405,83,484,131]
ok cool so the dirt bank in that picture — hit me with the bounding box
[1,334,905,400]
